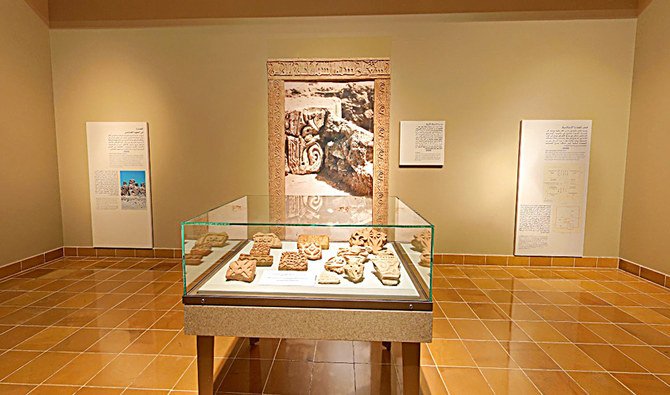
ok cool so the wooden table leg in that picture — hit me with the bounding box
[402,342,420,395]
[197,336,214,395]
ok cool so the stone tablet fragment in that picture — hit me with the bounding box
[250,243,271,257]
[372,257,400,286]
[419,252,431,267]
[297,234,330,250]
[195,232,229,248]
[325,256,346,274]
[279,251,308,271]
[252,233,282,248]
[317,271,341,284]
[300,242,322,260]
[344,260,365,283]
[411,230,432,253]
[239,253,273,267]
[348,228,387,252]
[226,259,256,282]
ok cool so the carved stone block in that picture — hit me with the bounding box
[184,254,203,266]
[297,234,330,250]
[195,232,229,248]
[240,253,273,267]
[419,252,431,267]
[411,230,432,252]
[250,243,271,257]
[325,256,346,274]
[337,246,370,261]
[279,251,308,271]
[348,227,387,252]
[300,242,322,260]
[189,248,212,256]
[344,260,365,283]
[372,257,400,286]
[317,271,341,284]
[226,259,256,282]
[253,232,282,248]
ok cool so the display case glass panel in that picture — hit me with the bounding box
[181,195,433,310]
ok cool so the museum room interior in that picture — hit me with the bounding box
[1,0,670,393]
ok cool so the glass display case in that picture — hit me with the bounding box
[181,195,433,311]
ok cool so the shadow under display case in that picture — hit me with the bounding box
[181,195,434,309]
[181,195,433,395]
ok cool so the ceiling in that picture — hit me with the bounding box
[26,0,650,28]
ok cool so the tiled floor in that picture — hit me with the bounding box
[0,258,670,394]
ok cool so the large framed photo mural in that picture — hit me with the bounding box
[267,59,391,227]
[514,120,592,257]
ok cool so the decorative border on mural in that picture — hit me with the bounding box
[266,58,391,226]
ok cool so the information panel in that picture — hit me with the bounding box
[514,120,591,257]
[86,122,153,248]
[399,121,445,166]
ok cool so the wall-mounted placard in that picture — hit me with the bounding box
[514,120,592,257]
[399,121,445,167]
[86,122,153,248]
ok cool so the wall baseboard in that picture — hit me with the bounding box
[1,249,667,290]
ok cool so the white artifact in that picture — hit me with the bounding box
[317,271,341,284]
[344,260,365,283]
[300,242,322,260]
[372,257,400,286]
[324,256,346,274]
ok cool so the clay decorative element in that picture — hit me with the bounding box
[325,256,347,274]
[250,243,271,257]
[195,232,229,249]
[226,259,257,283]
[253,232,282,248]
[411,230,432,252]
[240,253,273,267]
[317,271,341,284]
[343,260,365,283]
[279,251,308,271]
[297,234,330,250]
[419,252,431,267]
[372,258,400,286]
[337,246,370,262]
[348,228,387,252]
[300,242,322,260]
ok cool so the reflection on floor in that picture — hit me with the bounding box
[0,258,669,394]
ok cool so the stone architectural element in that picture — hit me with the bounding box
[419,252,431,267]
[253,233,282,249]
[267,59,391,79]
[297,234,330,250]
[411,230,432,252]
[324,256,346,274]
[184,254,203,266]
[239,253,273,267]
[250,243,271,257]
[372,257,400,286]
[348,228,387,252]
[195,232,229,249]
[285,110,324,176]
[300,242,322,260]
[344,260,365,283]
[317,271,341,285]
[279,251,308,271]
[226,259,257,283]
[337,246,370,261]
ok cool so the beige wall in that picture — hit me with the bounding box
[620,0,670,273]
[50,15,636,255]
[0,0,63,266]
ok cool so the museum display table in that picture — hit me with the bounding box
[181,195,434,394]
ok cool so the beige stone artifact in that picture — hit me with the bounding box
[252,232,282,248]
[349,228,371,246]
[411,230,432,252]
[250,243,271,257]
[184,254,203,265]
[348,228,387,252]
[419,252,431,267]
[279,251,308,271]
[239,253,273,267]
[297,234,330,250]
[226,259,256,282]
[372,258,400,286]
[300,242,322,260]
[344,260,365,283]
[189,248,212,257]
[195,232,229,248]
[325,256,346,274]
[317,271,341,284]
[368,231,388,253]
[337,246,370,261]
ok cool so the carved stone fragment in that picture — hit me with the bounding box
[250,243,271,257]
[419,252,431,267]
[343,260,365,283]
[411,230,432,252]
[337,246,370,262]
[239,253,273,267]
[226,259,256,282]
[195,232,229,248]
[279,251,308,271]
[372,258,400,286]
[253,233,282,248]
[189,248,212,257]
[348,227,387,252]
[324,256,346,274]
[317,271,341,284]
[184,254,203,266]
[300,242,322,260]
[297,234,330,250]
